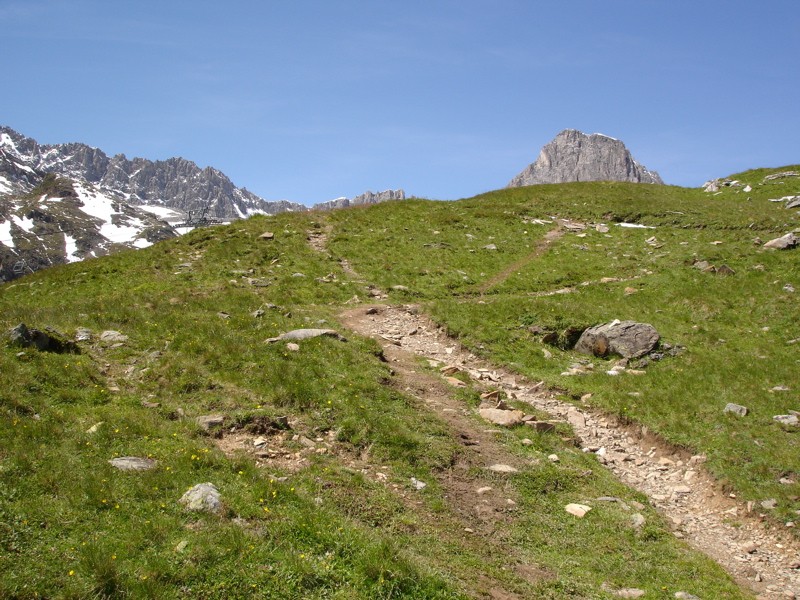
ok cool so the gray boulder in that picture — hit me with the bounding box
[763,233,798,250]
[180,483,223,514]
[574,320,660,359]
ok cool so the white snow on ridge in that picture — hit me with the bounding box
[616,222,656,229]
[0,219,13,247]
[63,234,81,263]
[73,182,116,223]
[0,175,12,194]
[132,238,152,249]
[13,215,35,232]
[138,204,183,220]
[591,132,619,141]
[72,182,153,246]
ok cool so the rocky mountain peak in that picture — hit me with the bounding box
[508,129,663,187]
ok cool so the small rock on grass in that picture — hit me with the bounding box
[565,503,592,518]
[180,483,222,514]
[674,593,700,600]
[723,403,748,416]
[109,456,157,471]
[487,464,518,474]
[615,589,645,599]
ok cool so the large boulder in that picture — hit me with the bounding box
[574,320,660,359]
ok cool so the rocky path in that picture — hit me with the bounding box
[309,223,799,598]
[341,304,800,599]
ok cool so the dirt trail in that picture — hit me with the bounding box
[310,223,799,598]
[476,227,565,294]
[342,304,800,599]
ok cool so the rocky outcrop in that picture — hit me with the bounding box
[574,320,660,359]
[313,189,405,211]
[508,130,663,187]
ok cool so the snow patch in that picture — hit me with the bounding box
[0,219,13,247]
[138,204,183,220]
[132,237,152,249]
[63,234,81,263]
[13,215,36,232]
[616,222,656,229]
[0,175,12,194]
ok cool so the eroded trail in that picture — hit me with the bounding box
[341,304,800,599]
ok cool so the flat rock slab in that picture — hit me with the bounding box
[565,503,592,518]
[487,464,518,474]
[99,330,129,345]
[180,482,222,513]
[196,415,225,430]
[109,456,157,471]
[266,329,347,343]
[478,408,525,427]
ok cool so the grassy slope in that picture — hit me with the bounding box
[329,170,800,523]
[2,167,796,598]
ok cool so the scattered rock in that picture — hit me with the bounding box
[266,329,347,343]
[774,414,799,426]
[761,498,778,510]
[526,421,557,433]
[574,320,660,359]
[259,231,274,240]
[631,513,646,529]
[565,503,592,518]
[141,400,160,409]
[109,456,157,471]
[478,407,525,427]
[483,244,498,251]
[86,422,103,434]
[674,592,700,600]
[444,376,467,388]
[410,477,427,490]
[615,589,645,599]
[99,330,128,345]
[196,415,225,430]
[723,403,748,417]
[286,342,300,352]
[180,483,223,514]
[763,233,799,250]
[487,464,518,474]
[74,327,93,342]
[8,323,80,354]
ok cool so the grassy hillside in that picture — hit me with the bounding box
[2,168,798,598]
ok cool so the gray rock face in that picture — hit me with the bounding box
[574,320,660,359]
[508,130,663,187]
[313,189,405,211]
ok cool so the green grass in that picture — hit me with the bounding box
[4,169,795,597]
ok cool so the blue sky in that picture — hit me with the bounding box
[1,1,798,204]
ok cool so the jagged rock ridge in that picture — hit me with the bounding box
[508,129,663,187]
[0,126,305,219]
[313,189,406,211]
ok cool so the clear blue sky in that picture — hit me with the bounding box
[2,0,798,205]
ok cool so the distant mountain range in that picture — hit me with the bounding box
[0,126,407,281]
[1,125,663,281]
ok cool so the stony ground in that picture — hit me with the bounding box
[340,304,800,599]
